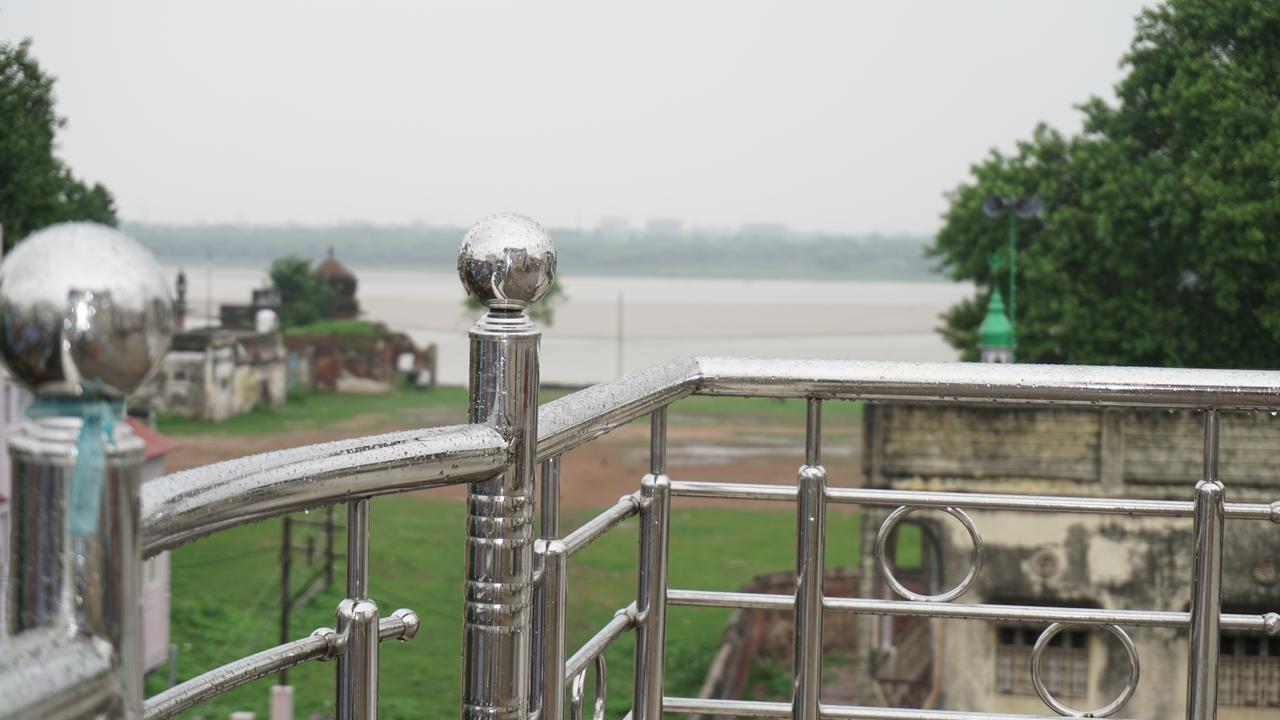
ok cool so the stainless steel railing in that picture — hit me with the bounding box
[0,216,1277,720]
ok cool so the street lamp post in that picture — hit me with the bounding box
[982,194,1043,362]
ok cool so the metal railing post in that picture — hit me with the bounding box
[280,515,293,686]
[1186,410,1224,720]
[793,399,826,720]
[535,539,568,720]
[0,223,175,718]
[540,456,562,540]
[459,214,556,720]
[531,456,562,716]
[336,498,379,719]
[634,408,672,720]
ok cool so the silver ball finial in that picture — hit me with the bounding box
[458,213,556,311]
[0,222,175,398]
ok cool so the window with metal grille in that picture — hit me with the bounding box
[995,626,1088,698]
[1219,634,1280,707]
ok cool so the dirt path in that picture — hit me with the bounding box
[165,410,865,512]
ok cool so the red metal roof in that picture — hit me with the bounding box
[125,417,180,461]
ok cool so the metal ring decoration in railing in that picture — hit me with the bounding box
[1031,623,1139,719]
[873,505,985,603]
[569,654,607,720]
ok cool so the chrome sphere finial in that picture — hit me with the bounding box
[458,213,556,311]
[0,222,175,398]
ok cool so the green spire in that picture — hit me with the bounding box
[979,288,1014,348]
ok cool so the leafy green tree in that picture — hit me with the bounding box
[270,256,337,326]
[930,0,1280,368]
[0,39,117,250]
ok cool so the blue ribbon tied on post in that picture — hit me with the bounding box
[27,395,125,538]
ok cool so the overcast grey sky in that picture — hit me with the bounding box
[3,1,1152,234]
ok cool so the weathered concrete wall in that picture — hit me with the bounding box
[863,404,1280,719]
[139,330,287,421]
[866,404,1280,498]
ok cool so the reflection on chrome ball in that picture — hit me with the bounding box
[0,222,175,398]
[458,213,556,310]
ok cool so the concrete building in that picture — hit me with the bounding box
[284,327,436,393]
[136,328,287,421]
[862,404,1280,717]
[220,287,282,330]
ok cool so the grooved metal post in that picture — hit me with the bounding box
[336,498,378,719]
[0,223,175,719]
[536,539,568,720]
[634,408,672,720]
[1186,410,1224,720]
[793,399,826,720]
[459,214,555,720]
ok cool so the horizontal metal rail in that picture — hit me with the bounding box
[666,589,1280,635]
[670,481,797,501]
[692,356,1280,408]
[826,487,1278,521]
[562,495,641,557]
[669,481,1280,521]
[142,424,508,556]
[565,605,636,682]
[535,357,1280,479]
[662,696,1122,720]
[538,358,699,461]
[145,634,332,720]
[143,611,419,720]
[0,636,115,720]
[138,358,1280,558]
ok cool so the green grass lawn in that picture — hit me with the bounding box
[150,384,872,717]
[156,385,471,435]
[284,319,383,338]
[147,498,868,719]
[157,384,861,437]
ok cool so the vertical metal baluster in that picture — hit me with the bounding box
[793,399,827,720]
[1186,410,1224,720]
[532,455,562,716]
[459,214,554,720]
[634,408,672,720]
[541,456,562,540]
[536,538,569,720]
[337,498,379,720]
[280,516,293,686]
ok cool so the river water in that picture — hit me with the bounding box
[165,265,971,386]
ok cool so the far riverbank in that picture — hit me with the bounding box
[165,265,971,386]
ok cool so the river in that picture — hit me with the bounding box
[164,265,971,386]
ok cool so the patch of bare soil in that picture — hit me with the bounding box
[165,412,864,512]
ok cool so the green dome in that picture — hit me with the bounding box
[979,288,1014,348]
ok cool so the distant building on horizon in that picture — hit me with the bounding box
[644,218,684,237]
[597,215,631,239]
[739,222,791,239]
